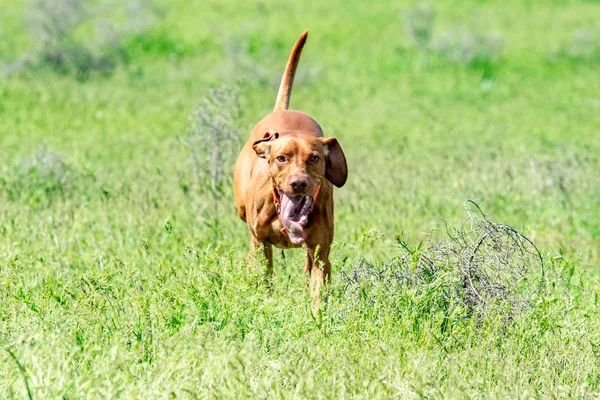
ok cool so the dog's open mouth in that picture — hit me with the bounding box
[279,193,315,244]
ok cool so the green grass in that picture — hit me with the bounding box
[1,0,600,398]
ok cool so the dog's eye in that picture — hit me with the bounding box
[276,155,287,163]
[310,155,320,163]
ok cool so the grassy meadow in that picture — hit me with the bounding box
[1,0,600,398]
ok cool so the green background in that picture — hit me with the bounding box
[1,0,599,398]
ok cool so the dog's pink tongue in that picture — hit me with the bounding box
[279,194,307,244]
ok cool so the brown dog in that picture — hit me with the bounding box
[233,30,347,302]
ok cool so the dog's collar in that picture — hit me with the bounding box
[272,180,321,237]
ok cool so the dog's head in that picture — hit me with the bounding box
[252,130,347,243]
[253,130,347,194]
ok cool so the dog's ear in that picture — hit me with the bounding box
[253,131,279,159]
[320,137,348,187]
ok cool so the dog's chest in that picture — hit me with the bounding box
[249,202,293,248]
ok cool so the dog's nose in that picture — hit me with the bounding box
[290,176,309,192]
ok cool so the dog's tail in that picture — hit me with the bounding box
[273,30,308,112]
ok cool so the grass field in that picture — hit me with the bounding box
[1,0,600,398]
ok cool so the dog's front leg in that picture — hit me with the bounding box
[305,245,331,313]
[249,236,273,273]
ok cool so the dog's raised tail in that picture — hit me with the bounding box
[274,30,308,111]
